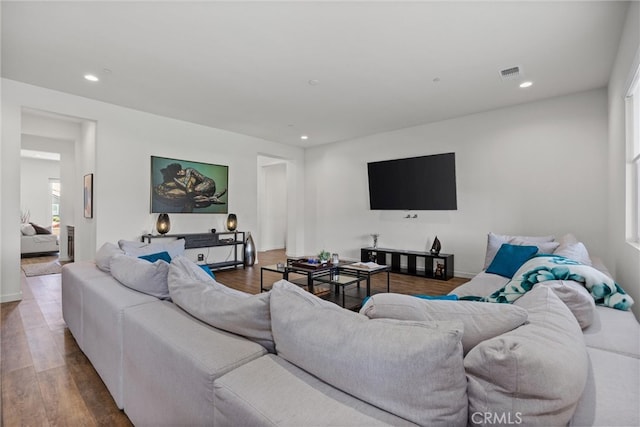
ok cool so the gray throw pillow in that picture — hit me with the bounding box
[95,242,125,272]
[168,256,274,353]
[361,293,528,354]
[110,254,170,299]
[464,286,588,426]
[270,280,468,427]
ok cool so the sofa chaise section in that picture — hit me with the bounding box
[214,354,417,427]
[122,301,267,427]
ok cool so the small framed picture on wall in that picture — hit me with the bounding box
[84,173,93,218]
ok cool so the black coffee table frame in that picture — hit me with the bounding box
[260,261,390,309]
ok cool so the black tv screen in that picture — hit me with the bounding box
[367,153,457,210]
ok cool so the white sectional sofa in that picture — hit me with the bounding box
[61,236,639,426]
[20,223,59,255]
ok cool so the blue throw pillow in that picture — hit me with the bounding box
[486,243,538,278]
[138,251,172,263]
[199,264,216,279]
[412,294,459,301]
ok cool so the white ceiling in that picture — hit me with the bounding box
[1,1,630,147]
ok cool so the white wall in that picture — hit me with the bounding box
[608,1,640,318]
[20,155,60,227]
[1,79,305,302]
[259,162,287,251]
[304,89,609,277]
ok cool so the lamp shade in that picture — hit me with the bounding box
[226,213,237,231]
[156,213,171,235]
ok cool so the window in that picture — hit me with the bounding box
[50,179,60,236]
[626,65,640,244]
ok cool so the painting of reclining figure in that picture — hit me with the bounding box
[151,156,228,214]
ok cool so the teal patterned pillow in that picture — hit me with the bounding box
[486,244,537,278]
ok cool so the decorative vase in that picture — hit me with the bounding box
[156,213,170,235]
[371,233,379,248]
[226,213,237,232]
[430,236,441,255]
[244,232,256,266]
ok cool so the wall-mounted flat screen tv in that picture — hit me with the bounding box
[367,152,457,210]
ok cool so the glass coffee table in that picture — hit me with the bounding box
[260,259,390,310]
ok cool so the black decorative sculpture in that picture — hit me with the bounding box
[430,236,441,255]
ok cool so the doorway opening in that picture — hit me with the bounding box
[257,156,289,253]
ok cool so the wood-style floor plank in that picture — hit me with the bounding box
[37,365,97,426]
[2,249,468,426]
[1,329,33,375]
[63,351,132,427]
[24,325,66,373]
[1,366,50,427]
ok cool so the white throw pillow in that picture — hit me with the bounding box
[464,286,588,426]
[95,242,124,272]
[170,255,216,283]
[553,241,592,266]
[360,293,528,354]
[535,280,595,329]
[110,254,170,299]
[511,239,560,256]
[270,280,468,427]
[484,232,556,269]
[168,256,274,352]
[118,238,186,259]
[21,224,37,236]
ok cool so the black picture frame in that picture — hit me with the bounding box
[83,173,93,218]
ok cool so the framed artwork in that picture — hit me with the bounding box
[84,173,93,218]
[150,156,229,214]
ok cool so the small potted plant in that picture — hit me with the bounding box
[318,250,331,264]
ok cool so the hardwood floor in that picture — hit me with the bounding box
[2,249,466,426]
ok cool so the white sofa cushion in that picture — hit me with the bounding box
[570,347,640,427]
[582,306,640,358]
[110,254,170,299]
[213,354,415,427]
[464,286,588,426]
[360,293,528,354]
[214,354,416,427]
[270,280,467,427]
[123,301,267,426]
[168,256,274,352]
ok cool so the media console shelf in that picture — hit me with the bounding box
[360,247,453,281]
[142,231,245,271]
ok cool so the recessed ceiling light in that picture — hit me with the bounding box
[308,79,320,86]
[300,135,309,140]
[84,74,99,82]
[519,81,533,88]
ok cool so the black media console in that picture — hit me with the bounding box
[142,231,245,271]
[360,247,454,281]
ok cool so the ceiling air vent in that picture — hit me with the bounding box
[499,66,521,81]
